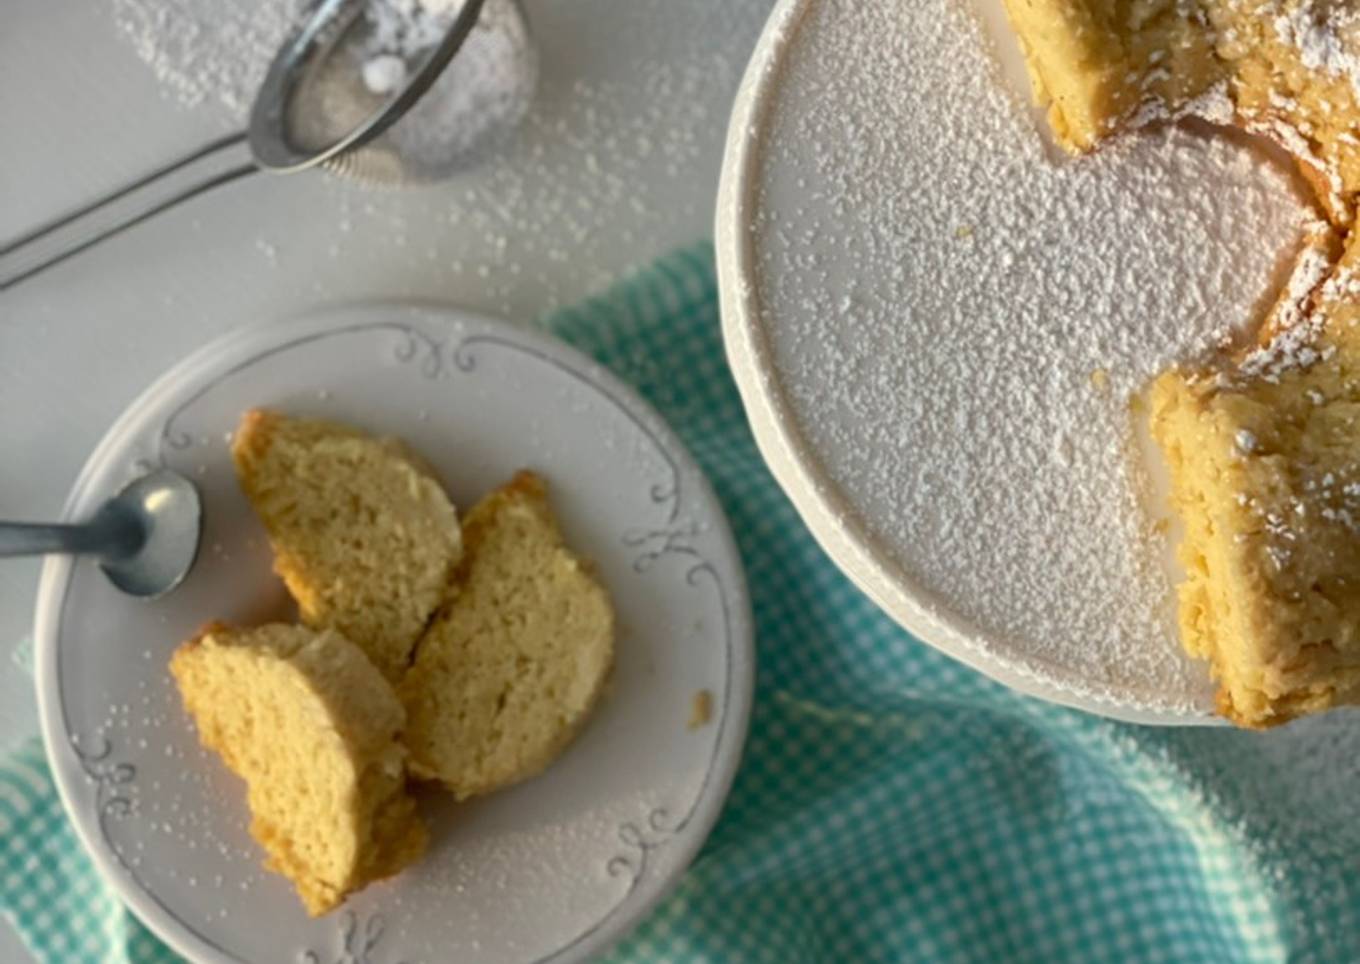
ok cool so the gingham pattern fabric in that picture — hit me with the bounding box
[4,243,1360,962]
[0,739,180,964]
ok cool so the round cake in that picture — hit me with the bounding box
[1002,0,1360,726]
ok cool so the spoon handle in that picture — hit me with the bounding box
[0,503,143,560]
[0,522,108,558]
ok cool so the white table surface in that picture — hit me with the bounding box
[0,1,774,958]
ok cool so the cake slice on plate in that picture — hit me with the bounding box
[232,409,462,683]
[400,471,615,798]
[171,623,427,915]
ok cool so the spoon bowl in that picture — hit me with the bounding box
[100,470,203,599]
[0,469,202,599]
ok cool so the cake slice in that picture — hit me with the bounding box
[999,0,1360,221]
[400,471,614,798]
[232,410,462,682]
[1150,248,1360,726]
[999,0,1226,152]
[170,623,426,915]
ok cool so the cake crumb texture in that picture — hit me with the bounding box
[401,471,614,798]
[689,690,714,730]
[169,623,427,915]
[232,409,462,683]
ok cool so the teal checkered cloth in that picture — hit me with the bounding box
[5,242,1360,963]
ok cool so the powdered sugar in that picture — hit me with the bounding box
[108,0,298,118]
[1238,239,1335,381]
[743,0,1318,713]
[1274,1,1360,101]
[364,0,461,64]
[362,54,410,96]
[1126,81,1236,130]
[376,0,536,177]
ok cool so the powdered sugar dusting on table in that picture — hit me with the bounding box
[109,0,295,117]
[103,0,744,315]
[746,0,1316,712]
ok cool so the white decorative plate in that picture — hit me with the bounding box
[35,305,753,963]
[717,0,1312,723]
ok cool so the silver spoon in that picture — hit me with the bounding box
[0,470,202,599]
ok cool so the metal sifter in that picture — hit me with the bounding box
[0,0,535,289]
[252,0,491,176]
